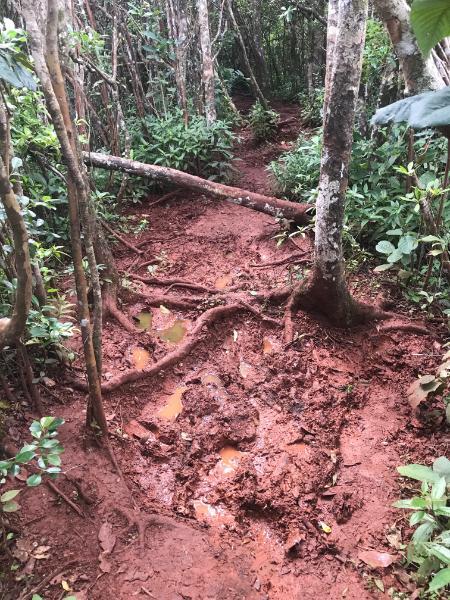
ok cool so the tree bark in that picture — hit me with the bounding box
[166,0,189,124]
[297,0,369,326]
[373,0,444,94]
[83,151,311,224]
[22,0,108,436]
[197,0,216,124]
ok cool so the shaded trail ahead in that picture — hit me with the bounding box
[14,103,448,600]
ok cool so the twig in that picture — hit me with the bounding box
[100,219,143,255]
[141,586,156,598]
[46,480,85,517]
[18,559,78,600]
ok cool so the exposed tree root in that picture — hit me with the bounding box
[46,479,85,517]
[377,321,431,335]
[126,272,217,294]
[100,219,143,255]
[103,295,139,333]
[250,252,309,269]
[129,288,199,310]
[71,303,251,392]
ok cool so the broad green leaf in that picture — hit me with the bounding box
[410,510,425,525]
[15,450,35,464]
[2,500,19,512]
[431,477,447,500]
[40,416,56,429]
[420,235,442,243]
[375,240,395,255]
[387,248,403,263]
[26,473,42,487]
[412,521,437,543]
[427,543,450,564]
[398,235,418,254]
[397,464,441,483]
[411,0,450,56]
[0,489,20,503]
[372,87,450,130]
[428,567,450,592]
[0,51,36,91]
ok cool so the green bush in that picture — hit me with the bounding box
[298,88,324,127]
[132,110,235,180]
[248,101,279,143]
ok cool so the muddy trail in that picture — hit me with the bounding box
[5,101,448,600]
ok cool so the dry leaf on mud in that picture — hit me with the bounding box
[358,550,397,568]
[98,522,116,554]
[407,375,442,410]
[99,554,112,573]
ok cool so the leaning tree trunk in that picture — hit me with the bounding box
[83,151,310,224]
[22,0,109,436]
[196,0,216,124]
[294,0,370,327]
[373,0,444,94]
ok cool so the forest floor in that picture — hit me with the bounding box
[4,99,449,600]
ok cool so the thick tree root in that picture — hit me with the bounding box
[377,321,430,335]
[71,303,253,392]
[103,295,139,333]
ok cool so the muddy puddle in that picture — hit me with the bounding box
[158,319,187,343]
[132,347,150,370]
[157,386,187,421]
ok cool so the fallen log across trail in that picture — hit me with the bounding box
[83,151,311,224]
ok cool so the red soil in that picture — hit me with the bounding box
[1,103,448,600]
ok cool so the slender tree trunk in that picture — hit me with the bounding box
[166,0,189,124]
[197,0,216,124]
[373,0,444,94]
[22,0,108,435]
[296,0,370,326]
[225,0,269,109]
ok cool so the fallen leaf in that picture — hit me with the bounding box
[98,522,116,555]
[318,521,332,534]
[159,305,171,314]
[32,545,51,560]
[374,578,385,592]
[358,550,396,569]
[99,554,112,573]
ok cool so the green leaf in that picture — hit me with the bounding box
[393,497,427,509]
[411,0,450,56]
[433,456,450,481]
[2,500,19,512]
[397,464,441,483]
[375,240,395,255]
[410,510,425,525]
[431,477,447,500]
[428,567,450,592]
[372,87,450,130]
[427,543,450,564]
[32,595,44,600]
[15,450,35,464]
[387,248,404,263]
[0,489,20,503]
[412,521,437,543]
[398,235,418,254]
[26,473,42,487]
[0,52,36,91]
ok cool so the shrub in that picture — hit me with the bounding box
[298,88,324,127]
[132,110,235,180]
[248,101,279,143]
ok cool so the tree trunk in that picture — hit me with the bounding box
[197,0,216,124]
[299,0,369,326]
[373,0,444,94]
[83,151,310,224]
[22,0,108,436]
[225,0,269,110]
[166,0,189,124]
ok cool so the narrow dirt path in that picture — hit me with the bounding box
[9,103,448,600]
